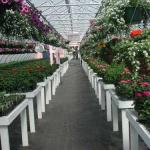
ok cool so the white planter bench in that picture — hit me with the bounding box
[0,99,29,150]
[109,90,134,150]
[126,110,150,150]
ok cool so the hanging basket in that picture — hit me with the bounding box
[124,7,144,24]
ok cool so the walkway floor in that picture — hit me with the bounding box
[18,60,123,150]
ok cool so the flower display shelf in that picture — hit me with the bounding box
[0,98,29,150]
[0,53,40,64]
[126,110,150,150]
[108,90,134,150]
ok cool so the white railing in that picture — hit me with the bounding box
[0,60,69,150]
[126,110,150,150]
[0,99,29,150]
[81,59,150,150]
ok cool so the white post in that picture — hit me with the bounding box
[130,124,139,150]
[28,99,36,133]
[98,81,102,105]
[122,110,130,150]
[94,76,97,94]
[20,108,29,146]
[112,101,119,131]
[52,75,55,95]
[106,91,112,122]
[101,85,106,110]
[36,92,42,119]
[0,126,10,150]
[41,87,45,113]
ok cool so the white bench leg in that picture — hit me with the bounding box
[20,109,29,146]
[36,92,42,119]
[101,86,106,110]
[98,82,102,105]
[112,102,118,131]
[41,87,45,113]
[0,126,10,150]
[28,99,35,133]
[130,124,139,150]
[122,110,130,150]
[106,91,112,122]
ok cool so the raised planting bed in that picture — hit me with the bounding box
[108,90,134,150]
[126,110,150,150]
[0,95,28,150]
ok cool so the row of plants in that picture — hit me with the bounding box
[0,0,69,50]
[81,0,150,129]
[0,57,68,116]
[0,59,59,93]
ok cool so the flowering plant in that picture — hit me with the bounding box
[113,29,150,77]
[134,75,150,127]
[130,29,143,38]
[0,10,32,38]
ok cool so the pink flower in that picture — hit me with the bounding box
[1,0,9,4]
[120,80,132,84]
[142,91,150,97]
[140,82,150,87]
[135,92,142,97]
[21,4,30,14]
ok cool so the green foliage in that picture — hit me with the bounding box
[60,57,68,64]
[0,60,59,93]
[0,95,25,116]
[103,63,125,84]
[116,81,135,99]
[0,11,32,39]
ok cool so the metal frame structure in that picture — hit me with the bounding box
[31,0,102,41]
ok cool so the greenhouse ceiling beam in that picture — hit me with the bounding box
[51,23,90,25]
[38,3,101,8]
[65,0,73,32]
[50,18,94,21]
[45,12,97,16]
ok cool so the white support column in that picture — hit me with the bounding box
[0,126,10,150]
[28,99,36,133]
[54,73,57,94]
[20,108,29,146]
[106,91,112,122]
[112,101,119,131]
[36,92,42,119]
[130,124,139,150]
[101,85,106,110]
[94,76,97,94]
[45,83,49,104]
[98,81,102,105]
[122,110,130,150]
[41,87,45,113]
[52,75,55,95]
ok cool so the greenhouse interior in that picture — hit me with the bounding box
[0,0,150,150]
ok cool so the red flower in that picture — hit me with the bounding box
[140,82,150,87]
[120,80,132,84]
[142,91,150,97]
[135,92,142,97]
[130,29,142,38]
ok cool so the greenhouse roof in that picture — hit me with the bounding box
[31,0,102,41]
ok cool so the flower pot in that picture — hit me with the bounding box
[124,7,144,24]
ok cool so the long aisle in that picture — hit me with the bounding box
[21,60,122,150]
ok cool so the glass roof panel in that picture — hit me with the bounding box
[31,0,102,41]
